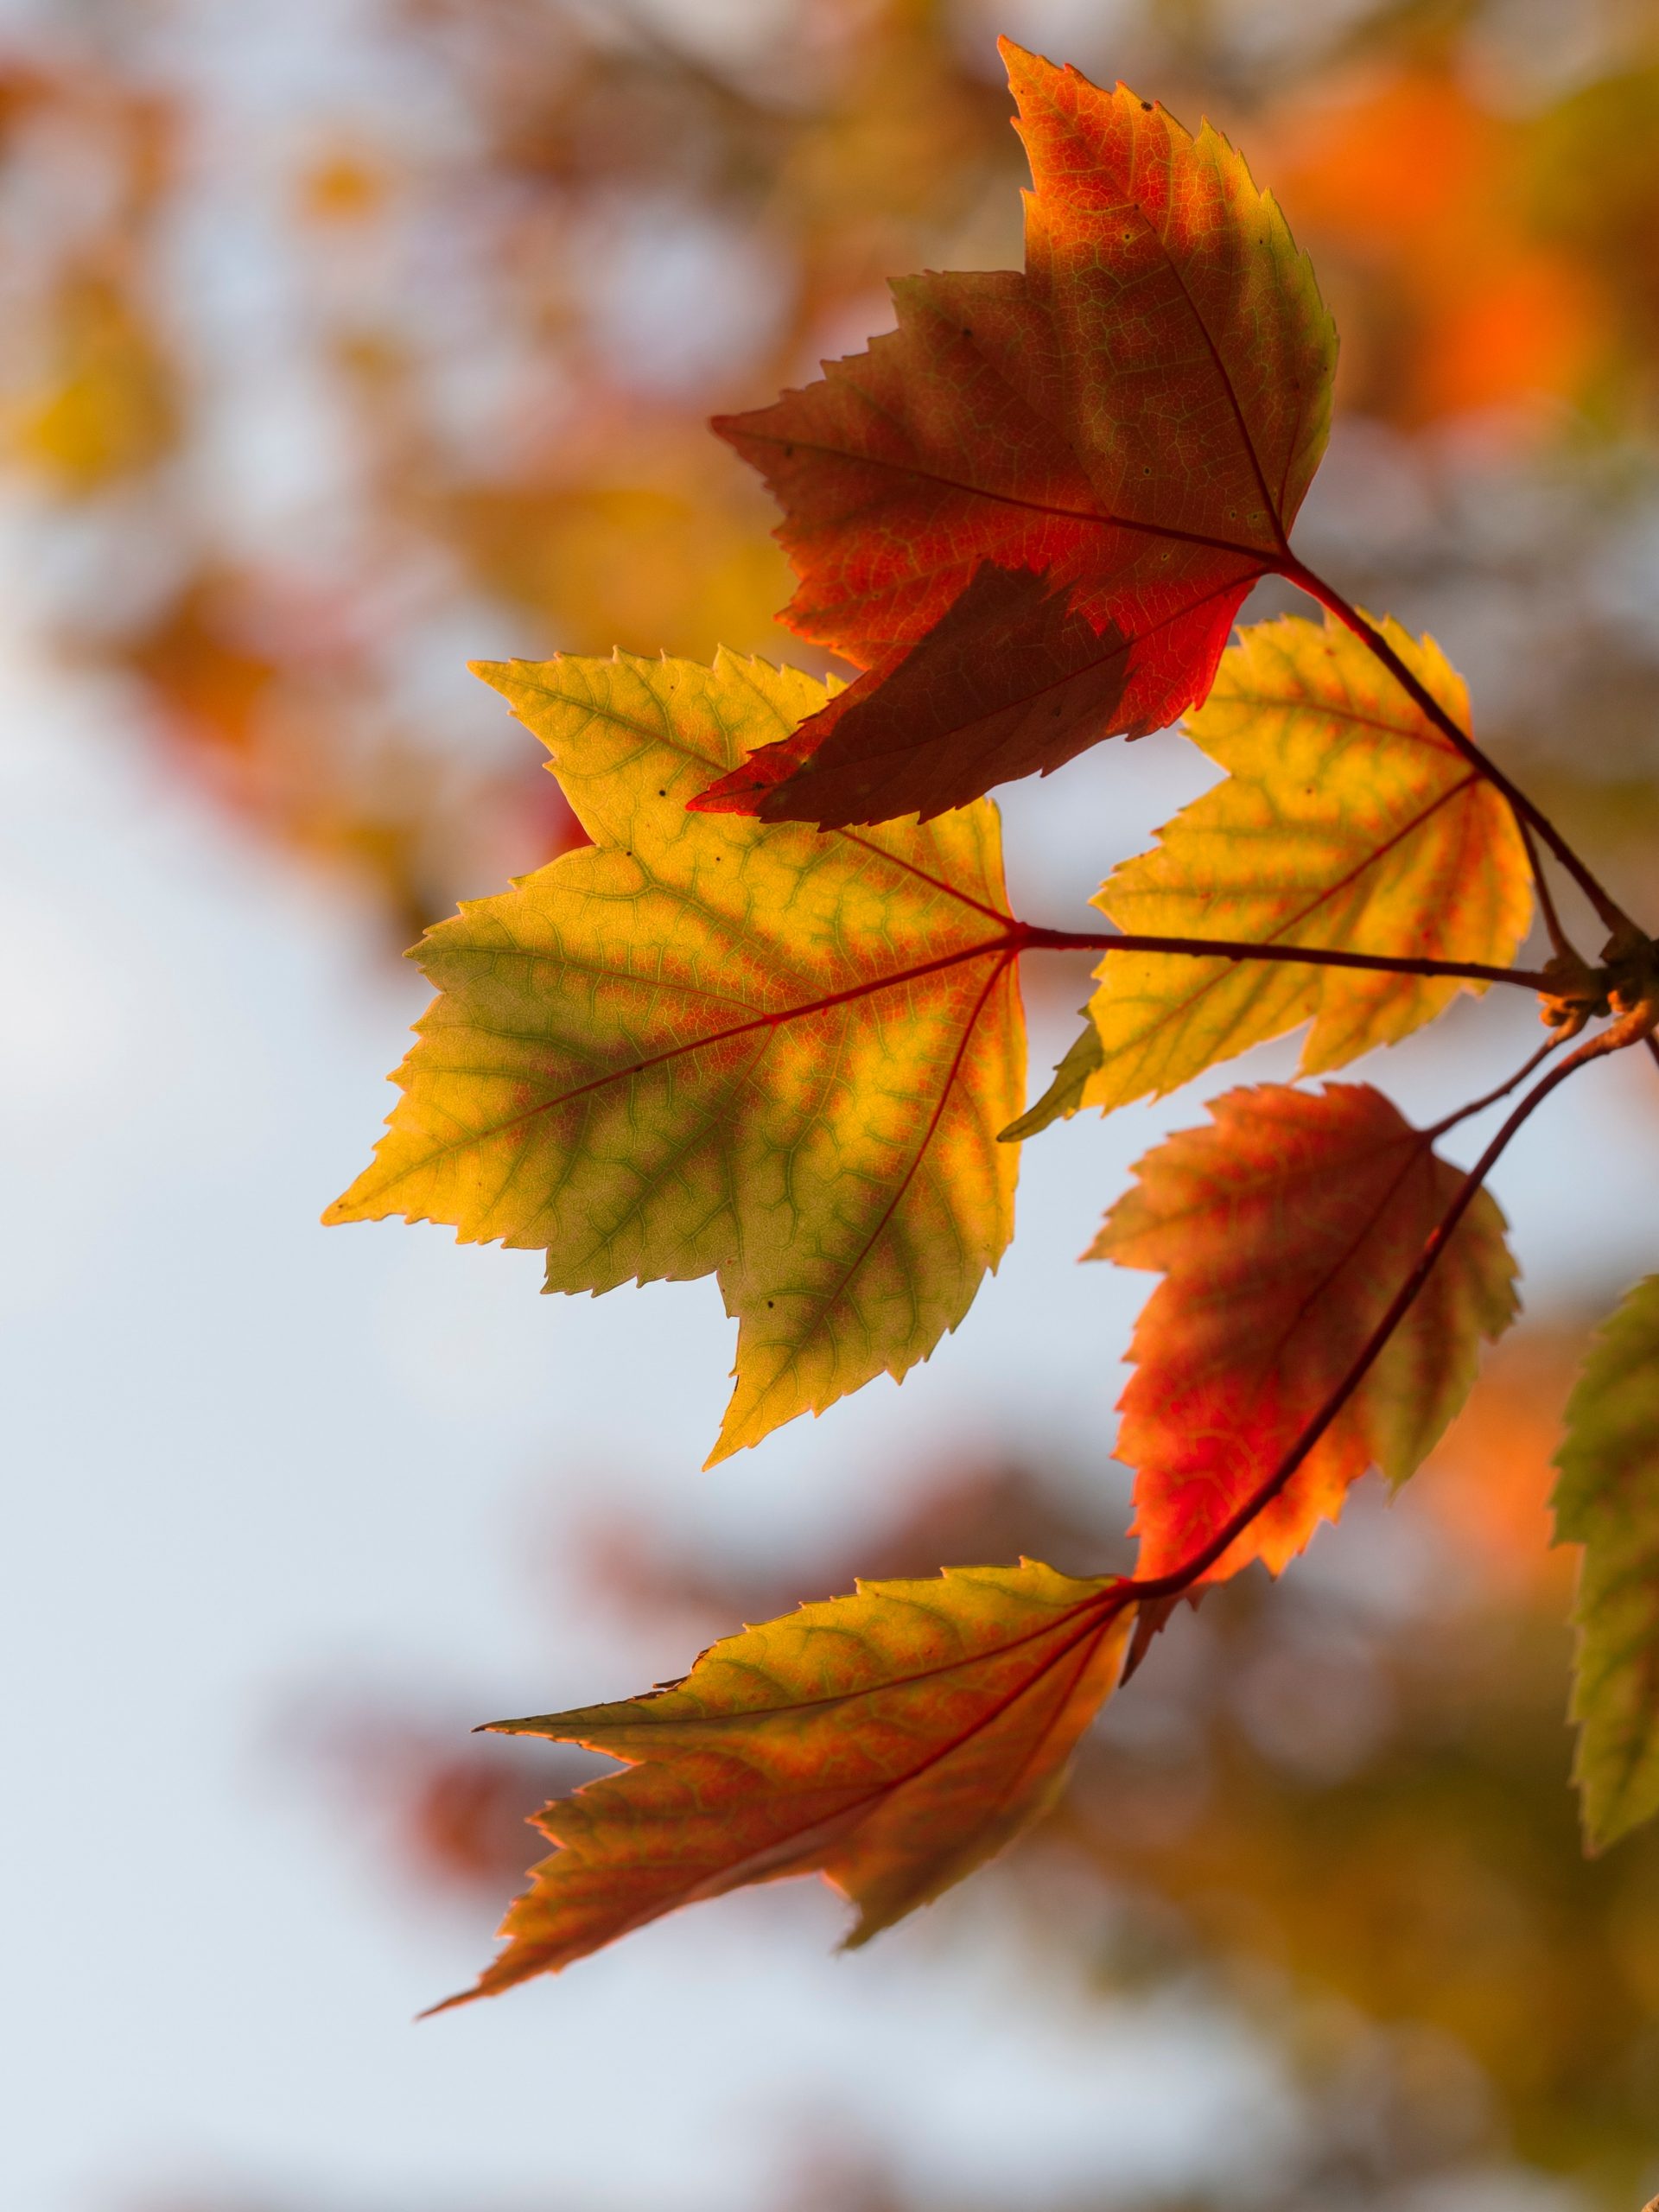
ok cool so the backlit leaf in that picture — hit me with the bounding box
[434,1562,1135,2005]
[1552,1277,1659,1851]
[325,651,1025,1463]
[695,39,1336,829]
[1092,1084,1517,1582]
[1013,615,1531,1135]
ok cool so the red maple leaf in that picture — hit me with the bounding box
[695,39,1337,829]
[1094,1084,1518,1582]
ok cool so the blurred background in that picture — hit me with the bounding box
[10,0,1659,2206]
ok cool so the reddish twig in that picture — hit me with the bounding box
[1515,817,1579,963]
[1425,1034,1561,1141]
[1279,556,1636,940]
[1014,923,1554,993]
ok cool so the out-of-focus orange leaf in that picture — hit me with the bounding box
[116,573,587,936]
[438,1562,1135,2005]
[1092,1084,1518,1582]
[125,580,281,762]
[1412,247,1601,424]
[696,40,1335,828]
[1415,1324,1586,1598]
[1270,67,1605,428]
[299,147,391,225]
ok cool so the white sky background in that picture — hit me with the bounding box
[5,1,1659,2207]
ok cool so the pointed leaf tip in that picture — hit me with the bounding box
[1098,1082,1517,1583]
[324,652,1025,1461]
[712,47,1335,827]
[1061,613,1531,1122]
[438,1564,1134,2002]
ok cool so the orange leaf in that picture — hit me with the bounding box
[435,1563,1135,2005]
[1091,1084,1517,1583]
[695,39,1335,828]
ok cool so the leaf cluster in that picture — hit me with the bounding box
[327,38,1659,2007]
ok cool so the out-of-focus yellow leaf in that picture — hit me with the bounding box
[327,650,1025,1460]
[447,474,790,663]
[11,270,177,489]
[435,1561,1135,2005]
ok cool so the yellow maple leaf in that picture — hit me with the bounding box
[434,1561,1135,2006]
[326,650,1025,1461]
[1009,613,1532,1135]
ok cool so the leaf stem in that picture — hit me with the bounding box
[1012,923,1553,993]
[1423,1034,1561,1141]
[1279,555,1636,939]
[1516,817,1579,963]
[1123,1016,1637,1603]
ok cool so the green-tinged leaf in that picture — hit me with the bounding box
[1023,614,1532,1130]
[433,1563,1135,2006]
[1001,1006,1104,1141]
[1554,1276,1659,1851]
[326,651,1025,1463]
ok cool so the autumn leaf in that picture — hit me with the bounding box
[1553,1276,1659,1851]
[1009,614,1531,1137]
[1092,1084,1518,1582]
[694,39,1336,830]
[433,1563,1135,2005]
[325,650,1025,1463]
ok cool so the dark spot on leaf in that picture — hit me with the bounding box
[1141,99,1152,111]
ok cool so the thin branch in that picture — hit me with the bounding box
[1424,1033,1561,1141]
[1013,922,1554,993]
[1516,817,1578,963]
[1279,555,1637,938]
[1123,1016,1637,1604]
[1646,1034,1659,1079]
